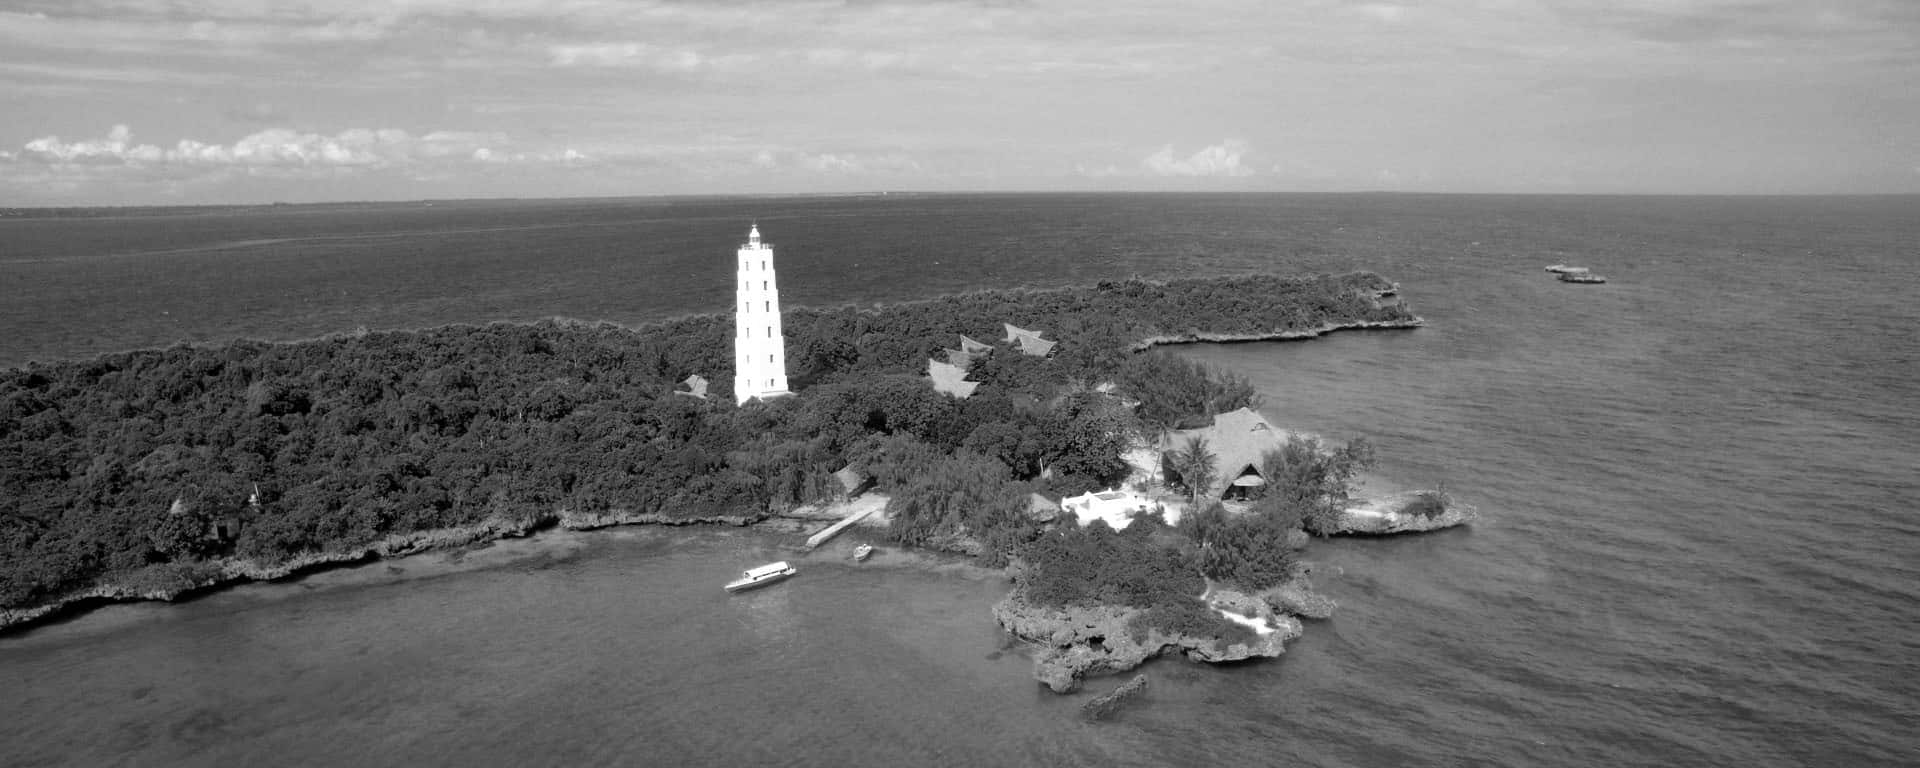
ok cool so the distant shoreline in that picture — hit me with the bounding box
[1128,318,1425,351]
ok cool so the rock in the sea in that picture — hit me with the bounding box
[1262,577,1337,620]
[1081,674,1149,721]
[994,592,1300,693]
[1336,490,1478,535]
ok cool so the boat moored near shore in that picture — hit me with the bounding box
[725,561,798,593]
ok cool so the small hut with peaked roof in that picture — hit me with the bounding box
[926,359,980,399]
[833,466,873,499]
[674,374,710,399]
[945,334,996,369]
[1002,323,1057,357]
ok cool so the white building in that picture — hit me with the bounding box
[734,224,791,405]
[1060,488,1171,530]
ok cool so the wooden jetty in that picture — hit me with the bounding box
[805,507,875,549]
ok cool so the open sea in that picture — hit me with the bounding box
[2,193,1917,767]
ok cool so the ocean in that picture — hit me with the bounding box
[2,193,1916,766]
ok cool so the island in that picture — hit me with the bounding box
[0,270,1472,695]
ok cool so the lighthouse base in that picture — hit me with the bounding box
[735,388,794,406]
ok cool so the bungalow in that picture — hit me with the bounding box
[1163,407,1291,501]
[944,334,994,369]
[926,358,980,398]
[674,374,710,399]
[1002,323,1057,357]
[833,467,873,499]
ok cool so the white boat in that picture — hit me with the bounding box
[724,561,797,593]
[853,544,874,562]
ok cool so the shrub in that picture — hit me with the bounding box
[1126,600,1257,652]
[1018,523,1203,610]
[1397,490,1450,519]
[1257,434,1375,536]
[1179,501,1299,591]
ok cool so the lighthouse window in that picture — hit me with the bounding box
[764,301,769,311]
[761,260,766,270]
[766,326,772,336]
[767,355,773,362]
[762,281,767,290]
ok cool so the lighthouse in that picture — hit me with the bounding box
[733,224,791,405]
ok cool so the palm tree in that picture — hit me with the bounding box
[1142,415,1176,490]
[1168,434,1218,505]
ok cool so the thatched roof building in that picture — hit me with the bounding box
[1165,407,1291,499]
[1002,323,1056,357]
[926,358,980,399]
[674,374,710,399]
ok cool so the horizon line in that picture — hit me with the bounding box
[4,189,1919,213]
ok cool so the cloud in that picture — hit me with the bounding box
[1142,140,1254,177]
[795,151,920,174]
[7,124,565,175]
[1546,0,1920,47]
[223,101,286,123]
[1355,3,1408,24]
[547,42,706,71]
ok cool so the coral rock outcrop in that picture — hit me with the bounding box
[1336,491,1478,535]
[993,592,1300,693]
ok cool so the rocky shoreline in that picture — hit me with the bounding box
[0,507,763,634]
[1127,317,1425,352]
[992,578,1342,693]
[6,492,1473,695]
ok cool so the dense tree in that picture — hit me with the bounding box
[1165,435,1218,504]
[1256,434,1376,536]
[1016,521,1203,609]
[0,272,1411,609]
[1179,500,1299,590]
[1117,353,1258,432]
[1040,389,1139,494]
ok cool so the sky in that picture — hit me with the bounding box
[1,0,1917,205]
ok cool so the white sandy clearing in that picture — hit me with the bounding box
[1215,608,1276,635]
[1072,502,1137,531]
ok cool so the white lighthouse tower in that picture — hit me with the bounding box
[733,224,791,405]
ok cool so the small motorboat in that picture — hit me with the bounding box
[1557,270,1607,284]
[853,544,874,562]
[1545,264,1580,274]
[724,561,797,593]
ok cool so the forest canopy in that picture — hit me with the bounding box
[0,272,1412,610]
